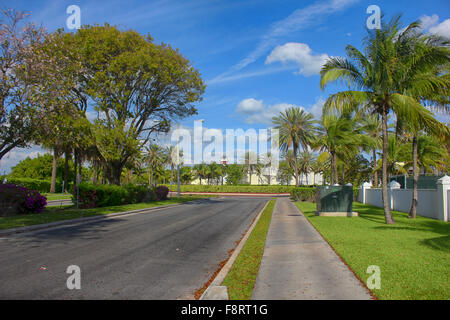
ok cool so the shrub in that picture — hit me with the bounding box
[155,185,169,200]
[290,187,317,202]
[0,184,47,216]
[123,184,148,203]
[3,177,73,193]
[71,183,154,208]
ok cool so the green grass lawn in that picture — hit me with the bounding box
[296,201,450,300]
[43,193,72,201]
[222,199,276,300]
[0,195,213,230]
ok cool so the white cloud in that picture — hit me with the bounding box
[236,99,307,125]
[429,19,450,38]
[265,42,330,76]
[418,14,450,38]
[419,14,439,29]
[209,0,359,84]
[308,97,326,119]
[236,98,264,114]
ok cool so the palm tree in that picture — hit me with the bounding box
[144,144,163,187]
[319,16,449,224]
[205,162,221,185]
[258,152,273,185]
[193,163,207,185]
[314,113,358,185]
[298,150,316,186]
[358,115,383,187]
[272,107,316,186]
[243,151,258,185]
[391,35,450,218]
[374,134,408,177]
[279,150,296,185]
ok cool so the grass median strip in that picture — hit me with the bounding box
[42,193,72,201]
[0,195,213,230]
[222,199,276,300]
[295,201,450,300]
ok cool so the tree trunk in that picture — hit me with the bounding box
[409,135,418,219]
[50,147,58,194]
[381,107,395,224]
[293,145,299,187]
[372,148,378,187]
[110,163,122,185]
[73,149,78,187]
[331,151,338,185]
[170,165,174,190]
[78,156,82,184]
[64,150,69,192]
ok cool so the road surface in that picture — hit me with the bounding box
[0,197,268,299]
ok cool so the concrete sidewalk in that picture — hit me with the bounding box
[252,198,372,300]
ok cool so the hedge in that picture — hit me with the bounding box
[3,177,73,193]
[290,187,317,202]
[166,184,307,193]
[69,183,158,208]
[290,186,360,202]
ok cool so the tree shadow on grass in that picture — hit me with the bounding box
[419,235,450,252]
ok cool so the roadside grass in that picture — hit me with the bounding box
[0,195,214,230]
[43,193,72,201]
[222,199,276,300]
[295,201,450,300]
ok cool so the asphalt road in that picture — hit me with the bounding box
[0,197,268,299]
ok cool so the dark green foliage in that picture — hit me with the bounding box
[70,183,151,208]
[290,187,317,202]
[8,153,89,182]
[4,177,73,193]
[224,164,244,185]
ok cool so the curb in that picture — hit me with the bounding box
[200,199,271,300]
[0,198,211,237]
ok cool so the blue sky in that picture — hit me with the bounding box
[1,0,449,172]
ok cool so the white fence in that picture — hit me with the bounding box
[357,175,450,222]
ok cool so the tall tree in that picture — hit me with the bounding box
[319,16,448,224]
[314,113,358,185]
[272,107,316,186]
[144,144,164,187]
[0,9,46,160]
[75,24,205,184]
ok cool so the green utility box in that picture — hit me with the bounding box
[315,185,357,217]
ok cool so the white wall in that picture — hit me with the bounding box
[365,188,383,208]
[359,183,449,222]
